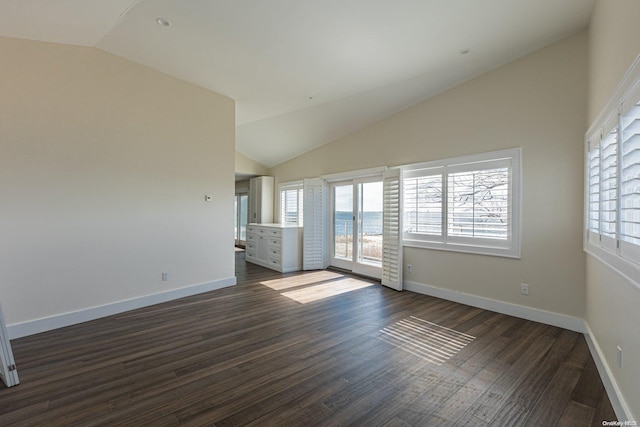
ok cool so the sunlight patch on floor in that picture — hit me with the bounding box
[281,278,376,303]
[259,271,345,291]
[379,316,475,365]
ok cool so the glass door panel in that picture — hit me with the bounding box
[330,178,382,279]
[357,181,383,267]
[333,184,354,265]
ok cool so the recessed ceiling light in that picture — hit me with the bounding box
[307,96,314,100]
[459,48,471,55]
[156,17,171,27]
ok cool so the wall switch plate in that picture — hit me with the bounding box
[520,283,529,295]
[162,272,168,282]
[406,264,412,272]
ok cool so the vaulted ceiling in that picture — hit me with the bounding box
[1,0,595,168]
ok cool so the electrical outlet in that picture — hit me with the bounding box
[407,264,412,272]
[616,346,622,368]
[162,272,168,282]
[520,283,529,295]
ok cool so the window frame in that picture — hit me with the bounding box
[584,54,640,287]
[279,181,304,226]
[402,148,522,259]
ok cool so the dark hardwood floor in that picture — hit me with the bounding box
[0,251,616,426]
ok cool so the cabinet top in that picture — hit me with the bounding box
[248,223,301,229]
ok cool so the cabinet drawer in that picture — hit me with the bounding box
[246,242,256,251]
[268,237,281,248]
[257,228,267,236]
[246,250,256,260]
[267,257,282,269]
[246,226,256,234]
[246,233,256,242]
[266,228,282,238]
[268,248,281,259]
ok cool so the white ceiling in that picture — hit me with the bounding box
[0,0,595,168]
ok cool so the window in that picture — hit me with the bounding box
[402,148,521,258]
[279,181,303,226]
[585,61,640,274]
[403,168,443,238]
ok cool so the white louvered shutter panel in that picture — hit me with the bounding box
[447,161,510,242]
[403,167,444,241]
[382,168,402,290]
[620,84,640,265]
[600,115,619,252]
[303,178,326,270]
[587,135,601,245]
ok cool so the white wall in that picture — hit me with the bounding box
[587,0,640,420]
[0,37,236,331]
[271,32,588,321]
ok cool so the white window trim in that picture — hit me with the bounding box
[321,166,387,182]
[279,180,304,226]
[402,148,522,259]
[584,53,640,290]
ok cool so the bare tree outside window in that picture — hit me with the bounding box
[448,168,509,240]
[403,174,442,235]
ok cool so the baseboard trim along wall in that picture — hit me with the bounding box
[583,324,634,422]
[8,277,237,339]
[404,280,586,333]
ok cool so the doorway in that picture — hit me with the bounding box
[330,177,383,279]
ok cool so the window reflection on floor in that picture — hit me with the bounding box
[379,316,475,365]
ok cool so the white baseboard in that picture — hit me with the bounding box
[8,277,236,339]
[403,280,586,333]
[583,323,634,422]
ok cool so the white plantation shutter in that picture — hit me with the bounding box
[600,117,619,252]
[280,182,303,225]
[382,168,402,290]
[447,163,510,242]
[620,85,640,264]
[303,178,326,270]
[583,55,640,282]
[587,135,601,245]
[400,148,521,258]
[403,167,443,241]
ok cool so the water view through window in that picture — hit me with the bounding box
[334,181,383,266]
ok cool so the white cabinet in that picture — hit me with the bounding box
[245,224,302,273]
[249,176,274,224]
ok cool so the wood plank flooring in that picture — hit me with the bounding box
[0,251,616,426]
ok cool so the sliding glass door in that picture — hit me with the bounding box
[330,177,383,278]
